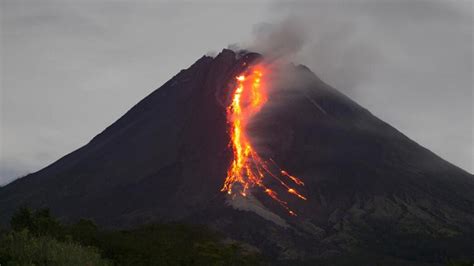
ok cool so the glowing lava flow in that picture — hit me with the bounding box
[221,65,306,216]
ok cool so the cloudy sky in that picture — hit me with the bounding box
[0,0,472,185]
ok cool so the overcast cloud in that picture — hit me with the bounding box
[0,0,472,185]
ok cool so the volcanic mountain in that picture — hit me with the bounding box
[1,49,473,264]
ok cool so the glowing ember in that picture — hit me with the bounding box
[221,65,306,216]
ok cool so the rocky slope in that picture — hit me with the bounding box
[1,49,473,264]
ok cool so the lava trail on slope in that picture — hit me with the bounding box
[221,64,307,216]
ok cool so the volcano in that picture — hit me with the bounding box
[1,49,473,264]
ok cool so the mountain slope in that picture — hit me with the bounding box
[1,49,473,263]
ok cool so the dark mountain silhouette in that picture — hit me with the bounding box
[1,49,473,264]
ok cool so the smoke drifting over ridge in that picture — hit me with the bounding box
[249,17,309,62]
[245,7,385,92]
[243,0,473,173]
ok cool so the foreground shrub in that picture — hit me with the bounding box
[0,229,111,266]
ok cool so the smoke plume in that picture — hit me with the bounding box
[243,0,473,173]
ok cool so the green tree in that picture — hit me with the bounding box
[10,207,63,239]
[10,206,33,232]
[0,229,111,266]
[5,207,267,265]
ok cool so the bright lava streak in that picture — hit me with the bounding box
[221,65,306,216]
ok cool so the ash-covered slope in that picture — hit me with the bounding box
[1,49,473,263]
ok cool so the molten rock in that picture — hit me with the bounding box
[1,49,473,263]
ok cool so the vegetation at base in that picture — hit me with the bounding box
[0,207,265,266]
[0,229,111,266]
[1,207,471,266]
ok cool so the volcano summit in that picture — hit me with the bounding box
[1,49,473,264]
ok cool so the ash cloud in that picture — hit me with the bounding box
[245,0,473,173]
[247,4,383,91]
[249,17,309,62]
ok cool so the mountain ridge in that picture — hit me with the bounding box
[1,49,473,262]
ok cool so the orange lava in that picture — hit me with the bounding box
[221,65,306,216]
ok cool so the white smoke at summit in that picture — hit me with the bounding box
[245,0,473,173]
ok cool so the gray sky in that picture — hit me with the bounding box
[0,0,472,185]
